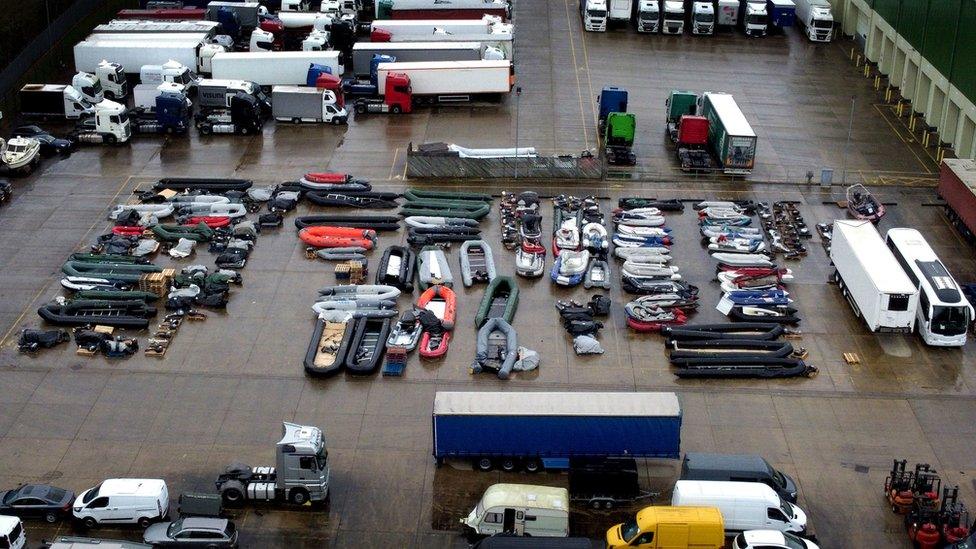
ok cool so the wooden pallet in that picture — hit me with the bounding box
[843,352,861,365]
[138,268,175,294]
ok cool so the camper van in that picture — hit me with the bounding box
[671,481,807,534]
[461,484,569,537]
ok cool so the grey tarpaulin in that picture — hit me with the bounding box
[169,238,196,258]
[132,240,159,257]
[512,346,539,372]
[247,185,275,202]
[573,335,604,355]
[471,317,518,380]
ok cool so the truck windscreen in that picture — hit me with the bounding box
[748,14,767,25]
[695,13,713,22]
[813,19,832,28]
[587,9,605,17]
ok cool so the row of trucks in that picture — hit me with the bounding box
[584,0,832,41]
[665,89,757,175]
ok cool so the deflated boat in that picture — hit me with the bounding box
[475,276,519,328]
[304,316,355,376]
[470,318,518,379]
[584,258,611,290]
[551,250,589,287]
[459,240,496,287]
[344,317,390,375]
[662,322,785,341]
[667,338,795,359]
[38,299,155,329]
[376,245,416,292]
[387,309,423,351]
[672,358,817,379]
[417,245,454,290]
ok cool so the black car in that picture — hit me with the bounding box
[10,125,75,157]
[0,484,75,523]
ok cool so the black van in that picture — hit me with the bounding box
[473,534,596,549]
[680,452,798,503]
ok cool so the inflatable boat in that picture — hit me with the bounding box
[304,317,354,376]
[315,247,368,262]
[299,226,376,249]
[387,309,423,351]
[618,198,684,211]
[846,183,885,223]
[38,299,155,328]
[625,302,687,332]
[459,240,496,287]
[399,202,490,220]
[344,317,390,375]
[621,261,681,281]
[475,276,519,328]
[151,223,216,242]
[311,299,398,318]
[550,250,589,287]
[417,285,456,358]
[622,276,696,295]
[672,358,817,379]
[614,246,672,262]
[616,224,671,238]
[612,208,665,227]
[581,222,609,252]
[515,242,546,278]
[299,172,372,192]
[303,190,399,209]
[295,214,401,231]
[416,246,454,290]
[667,338,795,359]
[376,245,416,292]
[729,305,800,324]
[403,189,492,202]
[583,258,612,290]
[153,178,252,192]
[710,252,773,267]
[109,203,175,221]
[318,284,400,301]
[661,323,785,341]
[470,318,518,379]
[61,260,162,282]
[405,216,479,230]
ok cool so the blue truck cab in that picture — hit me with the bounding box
[597,86,628,130]
[341,54,396,97]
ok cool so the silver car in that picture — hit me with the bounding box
[143,517,238,548]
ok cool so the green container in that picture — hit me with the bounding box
[666,90,699,125]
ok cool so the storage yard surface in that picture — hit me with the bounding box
[0,6,969,549]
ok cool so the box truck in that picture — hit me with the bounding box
[19,85,95,120]
[210,51,343,85]
[939,159,976,245]
[830,219,919,332]
[351,42,487,77]
[716,0,739,26]
[431,391,681,472]
[794,0,833,42]
[700,92,756,174]
[272,86,347,124]
[73,38,225,77]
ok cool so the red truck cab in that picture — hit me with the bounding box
[384,72,413,113]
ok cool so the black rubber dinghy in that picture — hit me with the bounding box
[153,178,252,192]
[667,339,794,359]
[376,245,416,293]
[673,358,817,379]
[304,318,355,376]
[661,323,785,341]
[345,317,391,375]
[295,215,401,231]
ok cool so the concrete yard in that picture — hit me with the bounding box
[0,2,970,548]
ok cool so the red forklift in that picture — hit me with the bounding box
[885,460,941,515]
[906,486,970,549]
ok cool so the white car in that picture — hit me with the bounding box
[734,529,820,549]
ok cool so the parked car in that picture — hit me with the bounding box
[0,484,74,523]
[733,529,820,549]
[10,125,75,156]
[143,517,238,548]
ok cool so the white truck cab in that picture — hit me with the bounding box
[662,0,685,34]
[636,0,660,32]
[580,0,608,31]
[72,72,104,104]
[197,43,227,75]
[692,1,715,34]
[280,0,311,10]
[0,516,25,549]
[249,28,275,52]
[72,61,127,103]
[796,0,833,42]
[140,60,199,95]
[742,1,769,37]
[461,484,570,537]
[303,29,330,51]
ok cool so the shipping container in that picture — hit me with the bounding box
[938,159,976,244]
[701,92,756,174]
[432,391,681,472]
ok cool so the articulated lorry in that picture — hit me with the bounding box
[215,422,330,506]
[73,37,225,77]
[830,220,919,333]
[195,92,264,135]
[370,27,514,59]
[210,51,343,86]
[432,391,682,472]
[351,41,495,77]
[71,100,132,145]
[700,92,756,174]
[354,59,512,113]
[666,90,715,171]
[794,0,833,42]
[580,0,608,31]
[19,84,94,120]
[71,61,128,103]
[377,0,509,21]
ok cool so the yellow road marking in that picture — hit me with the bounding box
[872,104,933,174]
[577,16,599,151]
[389,147,400,180]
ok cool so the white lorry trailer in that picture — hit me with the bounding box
[369,16,503,37]
[716,0,739,27]
[92,20,221,37]
[794,0,833,42]
[272,86,348,124]
[73,38,225,77]
[351,42,489,77]
[210,51,343,86]
[374,28,514,59]
[830,220,919,333]
[636,0,660,32]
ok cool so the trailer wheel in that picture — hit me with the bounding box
[500,458,517,472]
[293,118,301,124]
[391,104,401,114]
[523,459,541,473]
[355,103,366,114]
[200,126,211,135]
[290,488,310,505]
[603,500,614,510]
[475,458,493,472]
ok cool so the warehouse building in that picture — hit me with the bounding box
[832,0,976,160]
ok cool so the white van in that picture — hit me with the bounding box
[671,480,807,534]
[461,484,569,537]
[72,479,169,528]
[0,516,25,549]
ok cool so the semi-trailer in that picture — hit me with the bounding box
[766,0,796,29]
[715,0,739,27]
[700,92,756,175]
[19,85,94,120]
[794,0,833,42]
[370,28,514,59]
[431,391,682,472]
[353,59,512,113]
[830,220,919,333]
[210,51,344,86]
[116,8,206,20]
[368,16,503,36]
[351,42,492,77]
[73,38,225,77]
[376,0,509,21]
[92,19,221,36]
[938,159,976,245]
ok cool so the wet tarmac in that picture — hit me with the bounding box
[0,6,969,549]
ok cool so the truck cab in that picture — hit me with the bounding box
[280,0,310,10]
[636,0,660,32]
[800,1,833,42]
[604,112,636,166]
[692,1,715,35]
[303,29,330,51]
[354,71,413,114]
[140,60,200,95]
[741,1,768,36]
[90,100,132,143]
[249,28,275,51]
[597,86,628,131]
[72,72,104,104]
[580,0,608,32]
[661,1,684,34]
[73,61,128,102]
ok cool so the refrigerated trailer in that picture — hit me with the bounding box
[210,51,343,86]
[830,220,918,333]
[351,42,485,77]
[371,29,514,59]
[700,92,757,174]
[378,0,509,21]
[74,37,225,76]
[432,391,682,472]
[376,59,512,104]
[369,16,503,36]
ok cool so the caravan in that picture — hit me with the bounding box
[461,484,569,537]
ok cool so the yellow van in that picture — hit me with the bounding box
[606,506,724,549]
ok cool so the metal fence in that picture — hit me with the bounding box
[405,142,604,180]
[0,0,135,126]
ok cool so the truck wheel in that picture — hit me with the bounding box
[138,516,153,528]
[82,517,98,529]
[105,134,116,145]
[289,488,310,505]
[332,117,341,125]
[356,103,366,114]
[200,126,211,135]
[475,458,493,472]
[221,487,244,506]
[500,458,517,472]
[293,118,301,124]
[523,459,541,473]
[240,126,250,135]
[391,104,401,114]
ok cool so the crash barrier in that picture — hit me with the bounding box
[0,0,131,123]
[405,142,603,180]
